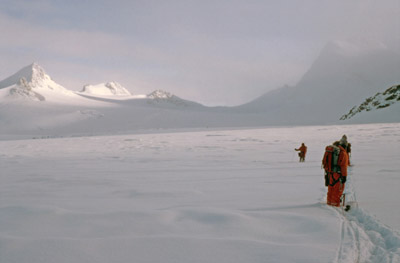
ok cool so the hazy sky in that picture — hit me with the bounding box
[0,0,399,106]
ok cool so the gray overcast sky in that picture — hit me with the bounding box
[0,0,399,106]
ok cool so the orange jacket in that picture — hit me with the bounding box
[296,145,307,154]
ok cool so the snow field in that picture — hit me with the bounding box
[0,124,399,262]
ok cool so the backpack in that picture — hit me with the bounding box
[322,145,341,173]
[322,145,341,186]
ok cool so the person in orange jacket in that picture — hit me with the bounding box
[340,134,352,166]
[295,143,307,162]
[326,140,349,207]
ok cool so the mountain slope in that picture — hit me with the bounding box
[340,84,400,122]
[238,41,400,124]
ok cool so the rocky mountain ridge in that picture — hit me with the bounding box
[340,85,400,120]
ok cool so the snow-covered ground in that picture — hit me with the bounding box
[1,123,399,263]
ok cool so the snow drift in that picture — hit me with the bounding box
[1,124,399,262]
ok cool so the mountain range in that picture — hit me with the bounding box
[0,40,399,138]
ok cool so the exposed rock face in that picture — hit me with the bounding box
[341,85,400,120]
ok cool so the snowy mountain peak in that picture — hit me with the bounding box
[30,62,47,81]
[5,63,49,87]
[0,62,66,91]
[81,82,132,96]
[145,89,196,107]
[0,63,77,102]
[340,84,400,120]
[147,90,173,99]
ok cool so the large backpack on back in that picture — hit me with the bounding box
[322,145,341,186]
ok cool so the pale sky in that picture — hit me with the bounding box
[0,0,399,106]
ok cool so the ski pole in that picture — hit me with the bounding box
[342,193,346,208]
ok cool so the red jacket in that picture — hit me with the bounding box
[296,145,307,154]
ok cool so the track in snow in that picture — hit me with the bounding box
[330,168,400,263]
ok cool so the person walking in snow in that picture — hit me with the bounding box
[340,134,352,165]
[325,140,349,207]
[347,142,352,165]
[295,143,307,162]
